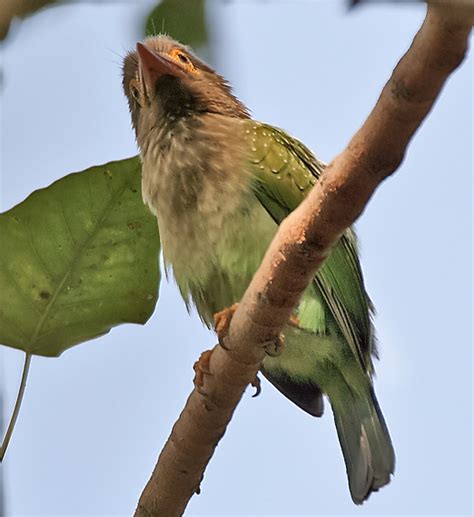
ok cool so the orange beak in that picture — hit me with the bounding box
[136,43,186,94]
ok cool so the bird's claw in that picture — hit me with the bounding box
[193,349,213,391]
[251,374,262,397]
[263,334,285,357]
[214,303,239,349]
[260,314,295,356]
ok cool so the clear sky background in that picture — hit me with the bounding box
[0,1,472,516]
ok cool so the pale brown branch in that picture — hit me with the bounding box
[135,4,472,516]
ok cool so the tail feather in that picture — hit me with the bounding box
[331,387,395,504]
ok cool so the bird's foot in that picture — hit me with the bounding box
[288,314,300,327]
[261,314,296,356]
[193,349,213,391]
[262,333,285,357]
[214,304,263,398]
[214,303,239,349]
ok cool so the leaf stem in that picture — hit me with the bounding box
[0,352,32,462]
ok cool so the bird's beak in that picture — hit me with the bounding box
[137,43,186,94]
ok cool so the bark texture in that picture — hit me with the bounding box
[135,4,473,516]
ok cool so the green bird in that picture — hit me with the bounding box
[123,35,395,504]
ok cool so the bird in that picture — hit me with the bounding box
[122,35,395,504]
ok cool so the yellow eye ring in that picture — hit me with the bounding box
[169,48,197,73]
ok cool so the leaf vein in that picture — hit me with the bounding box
[29,178,129,349]
[0,259,42,316]
[26,216,56,281]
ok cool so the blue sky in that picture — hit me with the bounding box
[0,1,472,515]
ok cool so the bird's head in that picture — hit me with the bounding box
[123,35,249,139]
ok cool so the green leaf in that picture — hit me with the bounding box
[145,0,208,48]
[0,156,160,357]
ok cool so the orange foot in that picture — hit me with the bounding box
[193,349,213,390]
[288,314,300,327]
[214,303,239,348]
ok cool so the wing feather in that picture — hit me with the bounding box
[246,121,374,371]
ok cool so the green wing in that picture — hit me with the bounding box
[245,121,374,372]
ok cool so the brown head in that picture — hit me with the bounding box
[122,35,250,139]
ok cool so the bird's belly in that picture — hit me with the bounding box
[159,196,277,324]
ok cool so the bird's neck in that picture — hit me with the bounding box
[140,113,249,221]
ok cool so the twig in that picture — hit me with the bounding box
[0,353,32,461]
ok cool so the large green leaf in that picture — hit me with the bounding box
[145,0,208,48]
[0,156,160,357]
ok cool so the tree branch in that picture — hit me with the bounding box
[135,4,472,516]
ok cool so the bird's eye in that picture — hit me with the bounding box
[176,52,190,65]
[170,48,195,68]
[129,79,142,106]
[169,48,197,73]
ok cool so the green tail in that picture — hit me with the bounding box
[330,386,395,504]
